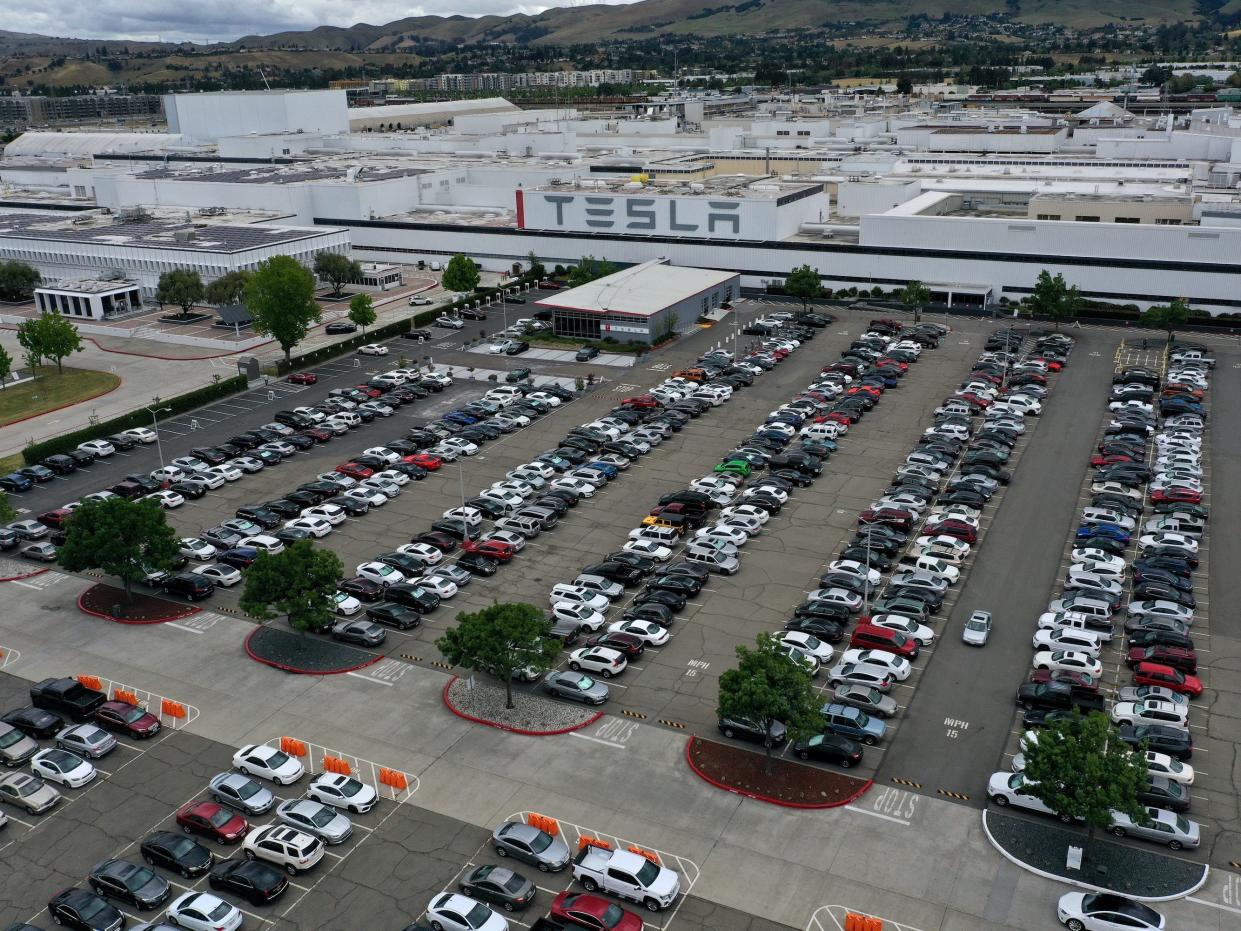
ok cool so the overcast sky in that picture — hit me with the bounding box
[0,0,638,44]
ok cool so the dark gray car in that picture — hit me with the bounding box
[541,671,609,705]
[459,864,536,912]
[491,821,571,872]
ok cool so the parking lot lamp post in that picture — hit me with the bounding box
[145,404,172,467]
[863,545,872,616]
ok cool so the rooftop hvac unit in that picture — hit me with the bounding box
[173,229,196,242]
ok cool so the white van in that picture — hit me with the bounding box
[430,260,443,271]
[800,422,844,441]
[495,515,542,538]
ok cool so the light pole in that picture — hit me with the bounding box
[145,404,171,467]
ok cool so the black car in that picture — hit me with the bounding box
[1127,628,1194,651]
[784,616,844,643]
[582,562,644,586]
[504,340,530,356]
[531,495,570,516]
[88,858,171,909]
[378,552,426,577]
[68,449,97,467]
[839,546,893,571]
[141,831,214,878]
[1117,724,1193,760]
[385,583,442,612]
[1,706,64,739]
[325,321,358,335]
[284,490,322,509]
[431,518,481,541]
[327,495,371,517]
[336,576,383,602]
[235,505,282,529]
[1140,779,1191,814]
[0,473,32,493]
[620,602,675,626]
[164,572,218,599]
[646,574,702,597]
[367,602,422,630]
[585,631,646,658]
[457,553,498,576]
[1132,582,1195,608]
[792,732,864,768]
[634,588,686,612]
[41,454,78,476]
[662,561,711,583]
[605,551,656,576]
[263,499,303,519]
[18,464,55,483]
[209,858,289,905]
[47,888,124,931]
[275,526,312,545]
[575,346,600,362]
[298,481,341,501]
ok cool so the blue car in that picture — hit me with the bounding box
[755,429,792,446]
[820,702,887,746]
[1075,523,1130,543]
[443,411,479,425]
[583,462,619,481]
[0,472,33,493]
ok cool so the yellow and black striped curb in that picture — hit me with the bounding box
[399,653,422,663]
[890,777,922,789]
[658,719,687,729]
[430,660,455,671]
[621,709,648,720]
[937,789,970,801]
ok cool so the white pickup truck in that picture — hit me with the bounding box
[571,847,681,912]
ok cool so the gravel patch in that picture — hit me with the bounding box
[0,556,47,579]
[445,676,599,733]
[245,625,380,674]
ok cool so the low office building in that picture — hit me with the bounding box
[534,259,738,344]
[34,278,143,320]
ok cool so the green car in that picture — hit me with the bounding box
[714,459,753,477]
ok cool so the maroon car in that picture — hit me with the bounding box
[95,700,161,738]
[176,801,248,844]
[857,508,915,531]
[287,372,318,385]
[338,577,385,602]
[1029,669,1099,691]
[300,428,332,443]
[411,532,458,553]
[1126,645,1197,674]
[585,631,646,658]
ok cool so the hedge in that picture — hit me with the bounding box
[22,374,248,464]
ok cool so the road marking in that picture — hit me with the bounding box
[346,671,395,687]
[568,732,627,749]
[164,622,204,635]
[1186,897,1241,917]
[843,805,910,826]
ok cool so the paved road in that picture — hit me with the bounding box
[875,328,1120,803]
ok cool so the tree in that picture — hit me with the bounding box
[239,540,343,634]
[245,255,321,366]
[1020,710,1149,856]
[717,633,823,774]
[0,490,15,524]
[57,498,179,604]
[441,253,481,293]
[1142,298,1191,343]
[347,293,377,333]
[204,270,251,306]
[435,602,561,710]
[1027,270,1082,331]
[896,76,914,95]
[900,280,932,325]
[526,251,545,280]
[313,251,362,298]
[155,268,205,318]
[32,312,82,374]
[566,256,616,288]
[0,343,11,389]
[15,314,44,378]
[0,260,40,302]
[783,265,822,312]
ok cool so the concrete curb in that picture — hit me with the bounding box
[0,567,49,582]
[242,626,383,675]
[441,676,603,735]
[683,736,873,810]
[77,586,202,625]
[980,810,1210,903]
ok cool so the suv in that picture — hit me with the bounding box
[242,825,324,875]
[162,573,216,601]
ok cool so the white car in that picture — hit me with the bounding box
[1137,533,1198,554]
[506,467,546,489]
[548,584,609,612]
[1055,891,1164,931]
[285,517,333,538]
[568,646,628,678]
[1032,628,1103,656]
[913,535,971,558]
[1068,559,1124,579]
[345,487,388,507]
[484,530,527,553]
[232,744,305,785]
[333,591,362,616]
[423,371,453,387]
[550,602,606,632]
[231,456,265,474]
[551,477,596,498]
[307,772,378,813]
[441,438,480,457]
[121,427,159,444]
[240,534,285,555]
[1068,550,1126,574]
[443,506,483,527]
[398,542,444,566]
[426,892,508,931]
[527,391,562,408]
[242,823,324,874]
[150,466,185,484]
[187,471,227,490]
[1032,650,1102,679]
[77,440,116,458]
[1144,751,1194,786]
[414,575,458,600]
[1126,600,1194,623]
[839,649,911,680]
[171,456,209,472]
[868,614,935,646]
[621,539,672,561]
[193,564,243,587]
[607,619,670,646]
[358,344,389,356]
[694,524,750,547]
[304,504,347,526]
[1110,699,1189,728]
[987,772,1061,819]
[362,477,401,498]
[373,469,410,487]
[775,631,834,665]
[165,892,244,931]
[357,561,405,588]
[30,748,96,788]
[292,407,326,423]
[145,490,185,509]
[179,538,217,561]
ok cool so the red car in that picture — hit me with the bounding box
[827,410,859,425]
[955,392,991,408]
[461,539,515,562]
[1126,645,1197,674]
[858,508,915,531]
[620,394,659,410]
[540,280,563,290]
[336,462,374,480]
[1132,661,1202,697]
[354,385,383,398]
[176,801,248,844]
[1031,357,1063,371]
[847,386,881,398]
[849,623,919,658]
[404,454,442,471]
[287,372,318,385]
[1162,385,1204,399]
[551,892,642,931]
[1029,669,1099,691]
[300,428,332,443]
[95,700,161,738]
[1151,488,1202,505]
[924,519,977,543]
[1091,453,1136,467]
[586,631,646,657]
[38,508,75,529]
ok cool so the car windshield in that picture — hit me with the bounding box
[78,897,107,920]
[309,806,336,827]
[338,778,364,796]
[1175,815,1192,833]
[127,867,156,888]
[208,902,233,921]
[209,809,235,828]
[45,749,76,768]
[121,707,146,724]
[0,729,21,748]
[465,902,493,927]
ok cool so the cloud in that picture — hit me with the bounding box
[0,0,636,44]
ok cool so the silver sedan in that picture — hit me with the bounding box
[276,798,353,845]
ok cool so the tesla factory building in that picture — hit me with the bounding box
[534,259,739,344]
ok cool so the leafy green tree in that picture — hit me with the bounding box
[0,490,15,523]
[896,75,914,95]
[567,256,617,288]
[239,540,343,634]
[526,251,546,280]
[441,254,481,293]
[783,264,822,313]
[1027,270,1082,331]
[204,270,251,306]
[246,255,321,367]
[155,268,205,318]
[57,498,179,603]
[435,602,561,710]
[900,280,932,325]
[1020,710,1149,855]
[717,633,823,773]
[15,314,45,378]
[313,251,362,298]
[0,260,41,302]
[33,311,82,374]
[0,343,12,389]
[347,293,377,333]
[1142,297,1191,343]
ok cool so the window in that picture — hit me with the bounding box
[1155,218,1182,225]
[1036,214,1060,221]
[1115,217,1140,224]
[1075,216,1100,222]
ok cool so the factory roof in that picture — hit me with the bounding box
[533,259,735,318]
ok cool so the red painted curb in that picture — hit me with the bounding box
[77,587,202,625]
[77,333,271,361]
[1,376,121,429]
[243,626,383,675]
[683,736,873,810]
[442,676,604,736]
[0,567,49,582]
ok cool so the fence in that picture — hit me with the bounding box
[76,674,199,730]
[269,735,419,804]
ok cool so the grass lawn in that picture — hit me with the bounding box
[0,366,121,428]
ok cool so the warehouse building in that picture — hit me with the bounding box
[534,259,738,344]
